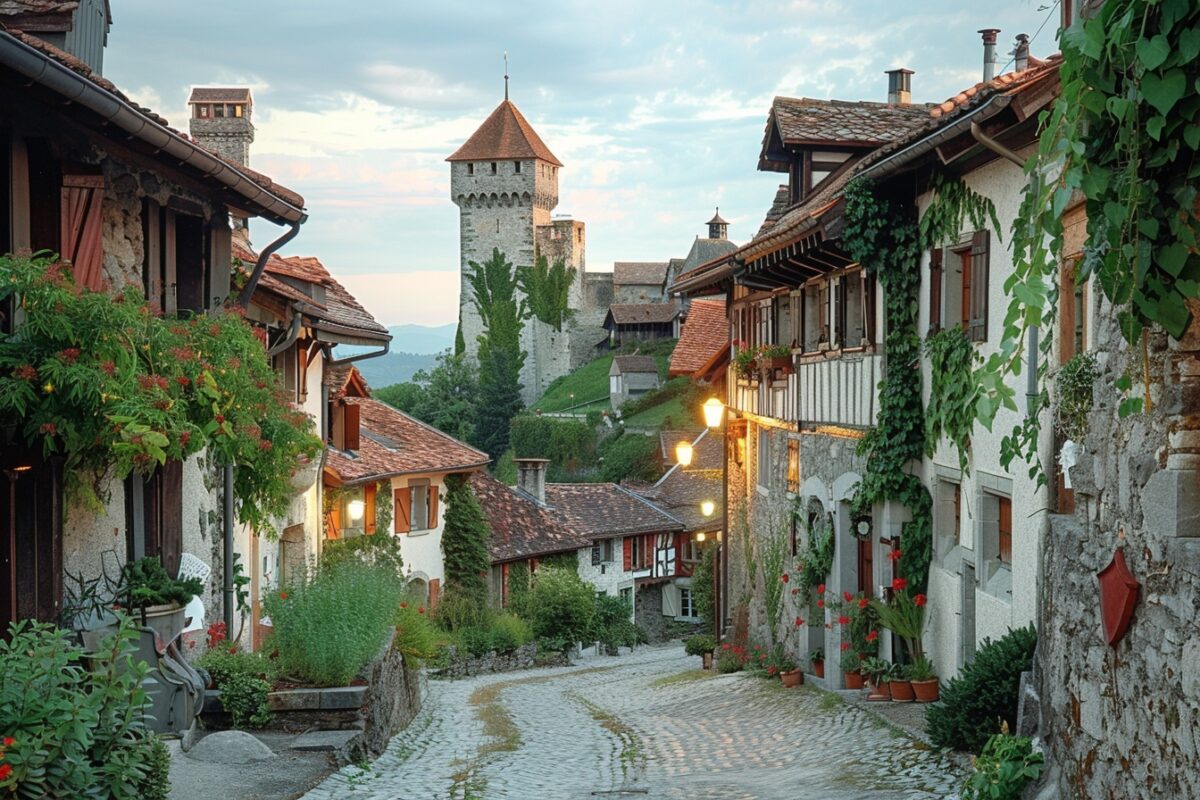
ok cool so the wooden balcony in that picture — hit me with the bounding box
[727,351,882,429]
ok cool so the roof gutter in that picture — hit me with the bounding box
[0,30,307,225]
[236,220,302,308]
[672,256,741,297]
[324,338,391,367]
[265,302,303,358]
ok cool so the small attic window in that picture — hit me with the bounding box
[491,162,498,175]
[514,161,521,173]
[196,105,209,118]
[234,104,244,118]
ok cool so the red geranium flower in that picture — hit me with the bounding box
[791,588,798,596]
[843,590,853,602]
[866,630,878,642]
[2,736,13,746]
[278,591,289,600]
[914,593,927,607]
[722,643,731,651]
[418,607,425,615]
[767,666,777,675]
[401,602,408,609]
[816,583,826,595]
[14,364,37,381]
[795,617,804,627]
[858,597,869,609]
[781,573,789,583]
[817,598,824,608]
[888,549,902,562]
[0,763,11,781]
[892,577,908,591]
[838,615,850,626]
[840,642,851,651]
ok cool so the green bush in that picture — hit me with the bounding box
[138,735,172,800]
[684,634,716,657]
[589,593,638,652]
[435,587,490,633]
[0,619,158,798]
[321,531,404,577]
[716,650,744,674]
[489,612,532,654]
[618,375,690,418]
[219,670,271,729]
[394,602,441,661]
[458,626,494,657]
[195,646,273,688]
[121,556,203,609]
[598,430,661,483]
[262,560,404,687]
[526,567,595,649]
[962,732,1045,800]
[691,546,715,623]
[509,415,598,479]
[441,476,492,607]
[927,625,1037,753]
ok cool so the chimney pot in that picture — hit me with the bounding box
[515,458,549,505]
[979,28,1000,82]
[885,68,914,105]
[1013,33,1031,72]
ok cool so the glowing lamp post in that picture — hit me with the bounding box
[675,440,694,467]
[702,397,725,428]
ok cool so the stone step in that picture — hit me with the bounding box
[290,728,362,752]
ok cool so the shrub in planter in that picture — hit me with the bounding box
[219,671,272,729]
[684,634,716,658]
[926,625,1036,753]
[195,646,272,688]
[809,648,825,678]
[394,601,441,661]
[121,557,203,609]
[908,656,940,702]
[962,729,1044,800]
[525,567,595,649]
[489,612,532,654]
[263,560,405,687]
[0,618,161,799]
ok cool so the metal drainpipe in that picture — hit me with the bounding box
[236,221,303,309]
[266,303,304,358]
[324,339,391,366]
[223,464,234,635]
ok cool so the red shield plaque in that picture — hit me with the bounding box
[1097,548,1139,647]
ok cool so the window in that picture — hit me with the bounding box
[620,586,633,607]
[931,231,990,341]
[591,543,602,566]
[625,534,653,571]
[234,104,244,118]
[997,496,1012,565]
[467,163,475,176]
[514,161,521,173]
[603,538,615,562]
[683,536,702,564]
[679,587,696,618]
[490,162,498,175]
[777,293,795,349]
[330,400,360,451]
[214,104,225,118]
[402,480,438,532]
[800,280,828,351]
[786,438,799,493]
[934,477,961,560]
[840,271,866,346]
[197,105,209,118]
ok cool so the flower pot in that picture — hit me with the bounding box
[766,355,795,374]
[290,455,320,493]
[912,678,940,703]
[890,679,915,703]
[780,668,803,688]
[843,670,864,690]
[702,652,713,670]
[812,660,824,679]
[867,679,891,701]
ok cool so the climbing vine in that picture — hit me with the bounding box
[979,1,1200,472]
[762,524,788,645]
[925,326,980,474]
[791,503,834,601]
[519,254,576,331]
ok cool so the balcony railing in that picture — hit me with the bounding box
[728,350,882,429]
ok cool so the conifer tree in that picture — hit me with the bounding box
[466,248,527,460]
[440,475,492,607]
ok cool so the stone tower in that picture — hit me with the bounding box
[448,99,590,403]
[188,87,254,168]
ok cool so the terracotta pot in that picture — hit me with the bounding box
[890,679,915,703]
[912,678,940,703]
[702,652,713,670]
[843,670,864,690]
[812,660,825,679]
[766,355,795,374]
[867,679,891,701]
[780,668,803,688]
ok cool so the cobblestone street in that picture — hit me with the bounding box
[302,645,965,800]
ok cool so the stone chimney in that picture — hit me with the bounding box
[979,29,1000,82]
[885,68,913,105]
[515,458,549,505]
[188,87,255,168]
[1013,34,1030,72]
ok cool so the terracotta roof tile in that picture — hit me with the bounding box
[669,298,727,377]
[446,100,563,167]
[324,397,489,485]
[757,185,791,237]
[607,303,679,325]
[261,253,388,338]
[324,363,369,401]
[613,262,669,286]
[928,54,1061,120]
[612,355,658,374]
[768,97,934,148]
[544,482,683,539]
[633,429,722,532]
[470,472,589,563]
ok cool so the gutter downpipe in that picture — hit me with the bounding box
[266,303,304,358]
[969,121,1039,413]
[223,463,235,634]
[324,340,391,366]
[237,221,304,309]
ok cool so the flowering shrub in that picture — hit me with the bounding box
[826,589,880,664]
[716,642,748,673]
[0,253,321,533]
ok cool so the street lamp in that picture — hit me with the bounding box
[702,397,724,428]
[701,500,716,517]
[675,440,694,467]
[695,531,707,542]
[347,499,365,522]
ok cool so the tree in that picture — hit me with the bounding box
[519,254,576,331]
[467,249,527,460]
[440,475,491,608]
[526,567,595,649]
[374,351,479,444]
[373,382,423,415]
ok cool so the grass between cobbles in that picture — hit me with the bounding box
[649,669,716,688]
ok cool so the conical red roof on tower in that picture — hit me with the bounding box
[446,100,563,166]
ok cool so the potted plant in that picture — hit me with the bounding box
[890,664,916,703]
[734,347,758,380]
[841,650,864,690]
[908,656,940,702]
[685,634,717,669]
[758,344,794,376]
[809,647,825,679]
[860,656,892,701]
[117,557,204,648]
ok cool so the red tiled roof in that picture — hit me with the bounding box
[470,472,589,564]
[324,397,489,485]
[606,303,679,325]
[258,252,388,339]
[611,355,657,374]
[189,87,251,104]
[324,363,369,401]
[613,262,669,286]
[446,100,563,167]
[545,482,682,539]
[767,97,934,148]
[634,429,723,532]
[929,55,1061,120]
[669,298,727,377]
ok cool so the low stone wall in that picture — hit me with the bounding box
[433,643,569,679]
[202,629,422,765]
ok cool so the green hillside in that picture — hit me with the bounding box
[531,340,676,414]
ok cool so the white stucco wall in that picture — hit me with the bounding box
[392,472,448,589]
[577,542,635,610]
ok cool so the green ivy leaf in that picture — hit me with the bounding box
[1142,70,1188,116]
[1159,242,1189,277]
[1181,27,1200,62]
[1136,35,1171,70]
[1146,115,1166,141]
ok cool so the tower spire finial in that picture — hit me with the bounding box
[504,51,509,101]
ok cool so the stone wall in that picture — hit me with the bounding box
[433,642,569,679]
[1035,294,1200,799]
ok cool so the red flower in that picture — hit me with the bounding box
[795,617,804,627]
[790,588,798,596]
[838,615,850,626]
[767,666,777,675]
[418,607,425,615]
[100,360,115,376]
[866,630,878,642]
[781,573,789,583]
[401,602,408,610]
[858,597,869,609]
[840,642,851,651]
[759,653,767,661]
[176,375,191,387]
[179,431,191,448]
[722,643,731,651]
[889,549,902,562]
[278,591,289,600]
[14,364,37,381]
[2,736,13,746]
[39,422,56,435]
[892,577,908,591]
[843,591,853,602]
[816,583,826,595]
[59,347,81,363]
[817,598,824,608]
[914,593,927,607]
[0,763,11,780]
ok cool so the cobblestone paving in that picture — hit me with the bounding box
[302,645,965,800]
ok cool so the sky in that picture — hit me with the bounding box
[104,1,1059,327]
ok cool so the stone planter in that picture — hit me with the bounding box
[702,652,713,670]
[912,679,939,703]
[843,670,864,690]
[780,668,803,688]
[290,456,320,493]
[890,679,915,703]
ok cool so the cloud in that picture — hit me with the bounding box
[361,63,486,109]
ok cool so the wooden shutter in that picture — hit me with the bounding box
[623,537,632,571]
[364,483,377,534]
[159,459,183,578]
[863,272,877,345]
[929,248,943,331]
[327,502,341,539]
[968,231,990,342]
[60,175,105,292]
[394,487,411,533]
[428,483,440,529]
[208,215,232,311]
[429,578,441,611]
[344,402,360,451]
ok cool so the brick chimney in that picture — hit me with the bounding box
[885,68,913,105]
[979,29,1000,82]
[515,458,549,505]
[1013,34,1030,72]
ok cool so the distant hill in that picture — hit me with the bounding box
[386,323,457,355]
[353,351,437,388]
[332,323,456,388]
